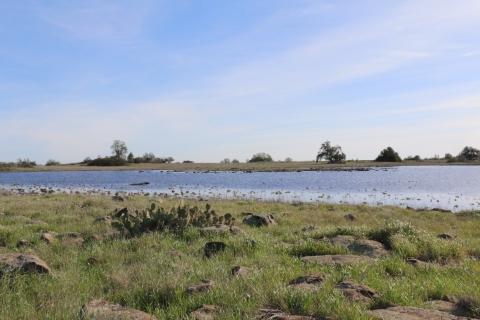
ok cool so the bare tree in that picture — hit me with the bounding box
[111,140,128,160]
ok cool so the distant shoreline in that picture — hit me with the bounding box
[1,159,477,173]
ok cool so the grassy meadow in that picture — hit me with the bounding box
[1,192,480,319]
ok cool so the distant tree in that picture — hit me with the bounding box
[249,152,273,162]
[404,155,421,161]
[83,157,92,164]
[16,158,36,168]
[45,159,60,166]
[375,147,402,162]
[127,152,134,163]
[232,159,240,164]
[316,141,346,164]
[444,153,453,160]
[142,152,155,163]
[183,160,194,163]
[165,157,174,163]
[285,157,293,162]
[458,146,479,161]
[220,158,231,164]
[111,140,128,160]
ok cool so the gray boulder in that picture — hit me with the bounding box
[79,299,157,319]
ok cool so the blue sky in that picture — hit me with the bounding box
[1,1,480,164]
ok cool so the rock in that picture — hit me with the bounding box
[243,213,277,227]
[344,214,357,221]
[229,226,246,235]
[94,216,111,225]
[323,235,356,247]
[16,239,33,248]
[437,233,456,239]
[231,266,251,277]
[259,309,331,320]
[370,306,475,319]
[407,258,431,269]
[191,304,220,320]
[200,225,230,234]
[62,238,84,246]
[204,242,226,258]
[301,255,374,265]
[112,196,125,202]
[87,257,102,264]
[0,253,51,275]
[79,299,157,319]
[40,233,55,244]
[288,273,326,289]
[186,279,215,294]
[443,295,459,304]
[347,239,388,258]
[114,207,137,218]
[424,300,468,317]
[334,280,378,303]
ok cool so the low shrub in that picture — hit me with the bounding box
[16,158,36,167]
[88,157,127,166]
[45,159,61,166]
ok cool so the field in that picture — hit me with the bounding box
[1,192,480,319]
[2,159,456,173]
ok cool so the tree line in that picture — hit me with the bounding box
[315,140,479,164]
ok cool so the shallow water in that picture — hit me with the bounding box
[0,166,479,212]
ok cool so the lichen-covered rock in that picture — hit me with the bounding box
[16,239,33,248]
[301,255,373,265]
[95,216,112,225]
[370,306,475,319]
[191,304,220,320]
[200,225,230,234]
[231,266,251,277]
[407,258,431,269]
[288,273,326,289]
[0,253,51,275]
[79,299,157,319]
[40,233,55,244]
[347,239,388,258]
[334,280,378,303]
[344,214,357,221]
[243,213,277,227]
[323,235,355,247]
[186,280,215,294]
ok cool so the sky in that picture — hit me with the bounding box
[1,0,480,164]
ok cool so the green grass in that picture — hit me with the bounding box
[1,194,480,319]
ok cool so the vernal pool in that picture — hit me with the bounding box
[0,166,479,212]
